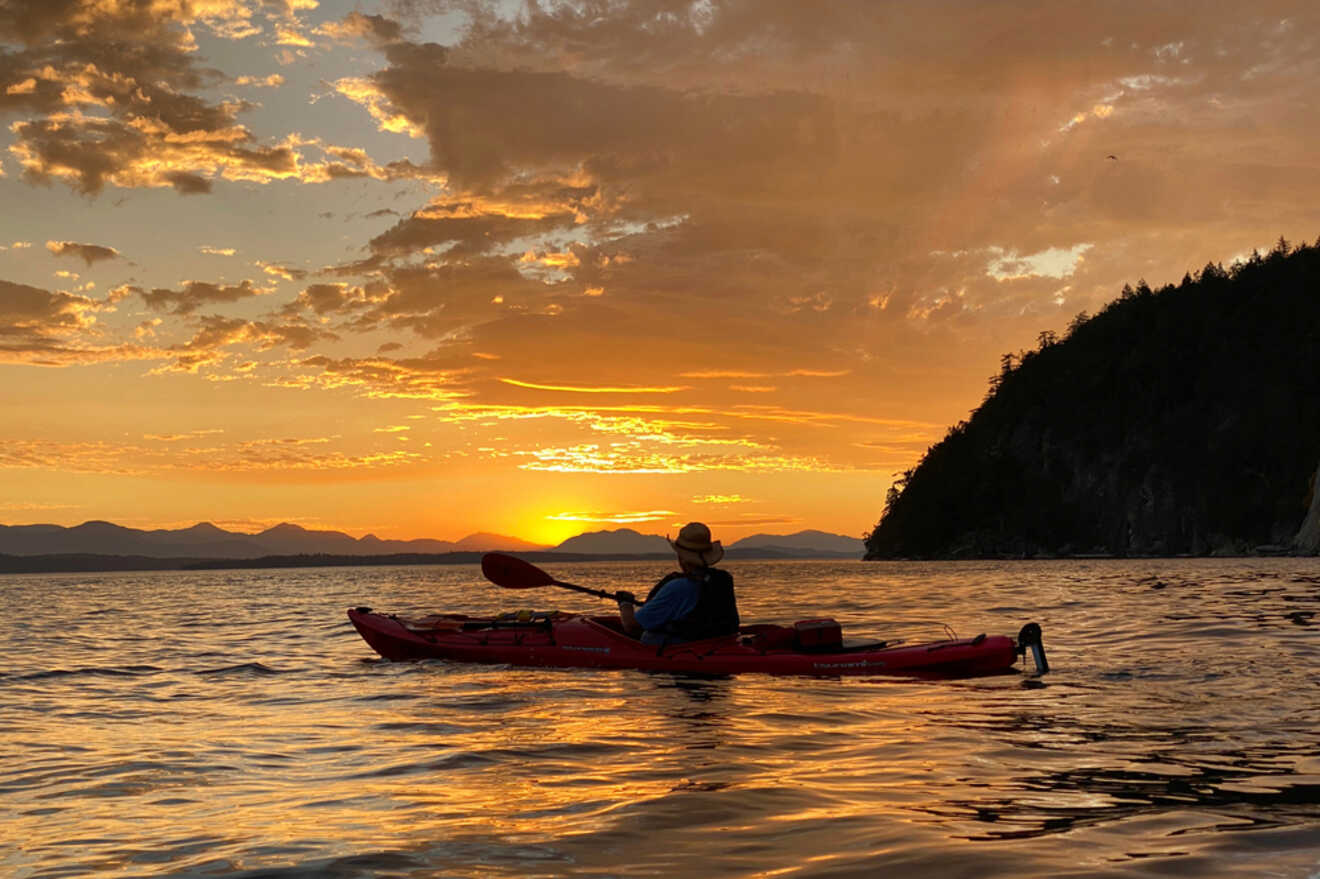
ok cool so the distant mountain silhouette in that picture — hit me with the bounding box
[866,237,1320,559]
[0,520,867,563]
[551,527,864,557]
[0,521,546,558]
[728,530,864,555]
[453,531,538,551]
[552,528,671,554]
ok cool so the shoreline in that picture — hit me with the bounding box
[4,548,1312,575]
[0,548,863,575]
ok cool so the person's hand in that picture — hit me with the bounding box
[615,590,636,605]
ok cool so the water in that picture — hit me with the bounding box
[1,559,1317,878]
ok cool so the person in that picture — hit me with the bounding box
[617,522,740,644]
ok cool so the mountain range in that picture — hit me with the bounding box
[546,528,864,557]
[0,522,865,560]
[0,521,544,559]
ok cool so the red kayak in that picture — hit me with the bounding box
[346,607,1047,678]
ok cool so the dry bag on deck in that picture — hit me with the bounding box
[793,618,842,650]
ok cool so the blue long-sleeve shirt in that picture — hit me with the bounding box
[633,576,701,644]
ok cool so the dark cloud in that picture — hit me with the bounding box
[368,199,581,258]
[354,258,559,337]
[151,313,340,373]
[165,171,213,195]
[0,278,94,335]
[182,315,335,352]
[139,280,264,315]
[368,59,835,198]
[0,278,164,365]
[319,0,1320,393]
[288,282,375,316]
[45,240,120,265]
[322,11,405,45]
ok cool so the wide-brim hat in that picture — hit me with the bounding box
[669,521,724,567]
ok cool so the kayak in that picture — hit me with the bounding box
[346,607,1048,678]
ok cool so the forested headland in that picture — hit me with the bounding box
[866,237,1320,559]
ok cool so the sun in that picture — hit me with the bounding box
[513,511,590,548]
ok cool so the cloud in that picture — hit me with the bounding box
[278,353,472,400]
[498,378,690,394]
[164,172,213,195]
[0,435,423,476]
[545,510,676,524]
[511,444,841,475]
[290,282,362,315]
[364,194,585,260]
[235,74,285,88]
[257,261,308,282]
[144,313,338,374]
[324,2,1320,346]
[986,244,1095,281]
[0,279,167,366]
[318,11,405,46]
[143,429,225,442]
[0,439,154,475]
[138,280,266,315]
[0,2,424,196]
[313,258,560,338]
[182,314,336,354]
[1,278,99,333]
[45,240,120,265]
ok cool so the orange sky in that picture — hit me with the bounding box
[2,1,1318,546]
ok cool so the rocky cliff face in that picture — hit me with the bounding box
[1295,462,1320,554]
[866,240,1320,559]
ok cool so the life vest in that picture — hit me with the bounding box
[643,568,740,642]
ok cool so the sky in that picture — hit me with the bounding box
[2,1,1318,547]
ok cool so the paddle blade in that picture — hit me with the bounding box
[481,552,556,589]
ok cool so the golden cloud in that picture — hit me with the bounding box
[512,444,839,475]
[333,77,426,139]
[235,74,285,87]
[0,440,155,475]
[45,239,120,265]
[546,510,676,524]
[286,354,472,400]
[498,377,691,394]
[0,279,172,366]
[0,435,422,477]
[692,494,752,504]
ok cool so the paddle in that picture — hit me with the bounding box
[480,553,645,605]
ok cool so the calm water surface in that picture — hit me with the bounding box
[2,559,1318,878]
